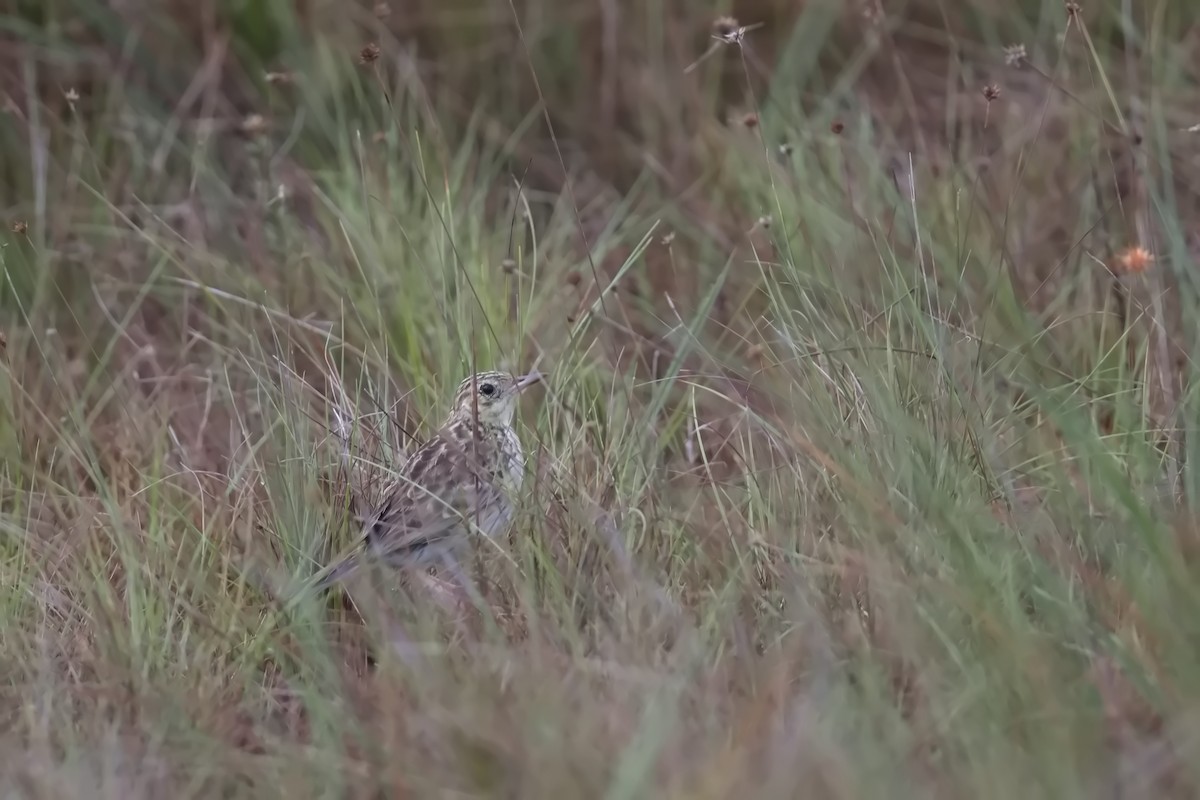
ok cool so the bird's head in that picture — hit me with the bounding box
[449,369,542,427]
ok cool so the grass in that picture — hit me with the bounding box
[2,0,1200,796]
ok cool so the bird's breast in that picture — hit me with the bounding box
[498,427,525,489]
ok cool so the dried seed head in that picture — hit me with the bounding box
[860,0,884,26]
[711,16,761,45]
[1112,246,1154,274]
[982,84,1001,102]
[11,220,28,235]
[501,258,516,275]
[1004,43,1027,67]
[239,113,268,136]
[661,231,676,246]
[712,16,740,38]
[360,43,381,64]
[1065,2,1081,18]
[830,120,845,134]
[778,142,794,157]
[756,215,772,230]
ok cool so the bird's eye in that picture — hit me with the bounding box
[479,382,496,397]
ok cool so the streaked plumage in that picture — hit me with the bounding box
[313,369,541,590]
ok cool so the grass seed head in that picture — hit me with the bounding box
[1004,43,1027,67]
[712,16,740,39]
[1112,246,1154,274]
[239,114,268,136]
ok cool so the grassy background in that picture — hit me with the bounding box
[2,0,1200,796]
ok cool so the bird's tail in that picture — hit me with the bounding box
[280,552,362,614]
[311,551,361,593]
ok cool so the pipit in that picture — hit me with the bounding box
[313,369,542,591]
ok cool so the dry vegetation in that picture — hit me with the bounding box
[2,0,1200,797]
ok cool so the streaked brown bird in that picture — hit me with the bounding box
[313,369,542,591]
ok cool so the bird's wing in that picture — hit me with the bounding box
[362,432,487,559]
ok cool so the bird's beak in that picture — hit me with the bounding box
[515,370,544,391]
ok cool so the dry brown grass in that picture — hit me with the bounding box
[2,0,1200,797]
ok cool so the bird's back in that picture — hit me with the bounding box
[363,418,522,557]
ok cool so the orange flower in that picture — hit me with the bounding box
[1113,246,1154,274]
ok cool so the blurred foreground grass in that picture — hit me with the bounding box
[2,0,1200,797]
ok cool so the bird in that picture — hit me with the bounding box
[310,368,543,593]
